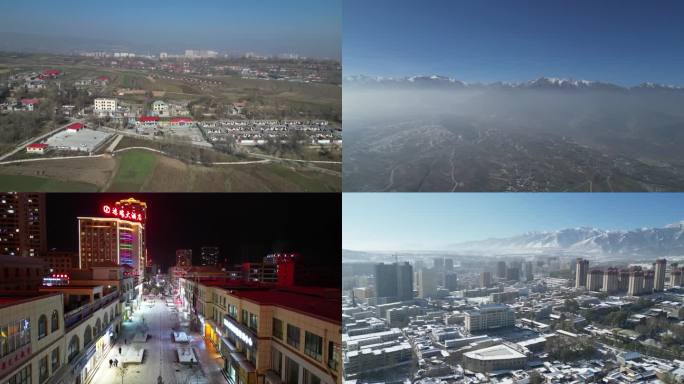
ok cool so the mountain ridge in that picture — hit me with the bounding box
[449,221,684,256]
[344,74,684,91]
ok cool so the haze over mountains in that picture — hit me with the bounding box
[343,74,684,192]
[343,221,684,260]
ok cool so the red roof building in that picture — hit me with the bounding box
[66,122,85,132]
[42,69,62,77]
[26,143,49,153]
[170,117,194,124]
[21,98,40,106]
[138,116,160,123]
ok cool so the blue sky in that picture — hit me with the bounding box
[0,0,341,58]
[343,0,684,85]
[343,193,684,251]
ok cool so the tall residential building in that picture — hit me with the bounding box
[628,269,644,296]
[444,258,454,271]
[603,268,619,293]
[374,262,413,302]
[0,192,47,257]
[480,271,492,288]
[587,269,603,291]
[433,257,444,269]
[78,217,145,277]
[505,267,520,282]
[618,269,630,292]
[670,263,683,287]
[654,259,666,292]
[416,269,438,299]
[444,272,458,291]
[176,249,193,267]
[523,261,534,282]
[464,304,515,333]
[575,258,589,289]
[496,261,507,278]
[643,270,654,294]
[200,246,220,266]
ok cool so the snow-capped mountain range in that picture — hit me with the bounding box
[451,222,684,256]
[344,74,684,91]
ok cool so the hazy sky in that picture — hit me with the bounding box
[0,0,341,58]
[344,0,684,86]
[343,193,684,251]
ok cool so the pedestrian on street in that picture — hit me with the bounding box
[114,359,118,367]
[109,359,113,368]
[119,346,122,354]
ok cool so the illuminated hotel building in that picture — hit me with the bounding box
[179,279,342,384]
[77,198,147,278]
[0,192,47,257]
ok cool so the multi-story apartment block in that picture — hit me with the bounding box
[465,304,515,333]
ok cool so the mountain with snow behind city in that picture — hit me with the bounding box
[344,74,684,91]
[450,221,684,256]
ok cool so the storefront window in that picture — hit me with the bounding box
[304,332,323,362]
[286,324,300,349]
[228,362,238,384]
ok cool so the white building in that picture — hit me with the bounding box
[151,100,169,116]
[462,343,528,373]
[465,304,515,333]
[93,98,118,117]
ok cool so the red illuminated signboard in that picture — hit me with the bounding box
[102,204,144,222]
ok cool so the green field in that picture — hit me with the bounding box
[0,174,99,191]
[107,150,158,191]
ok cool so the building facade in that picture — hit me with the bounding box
[465,304,515,333]
[575,258,589,289]
[78,217,145,278]
[0,193,47,258]
[178,279,342,384]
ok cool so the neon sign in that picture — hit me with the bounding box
[102,204,144,222]
[223,318,253,347]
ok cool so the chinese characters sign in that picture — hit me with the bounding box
[102,204,144,222]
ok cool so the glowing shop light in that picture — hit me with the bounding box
[223,318,253,347]
[101,204,144,222]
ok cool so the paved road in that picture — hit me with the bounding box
[88,297,224,384]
